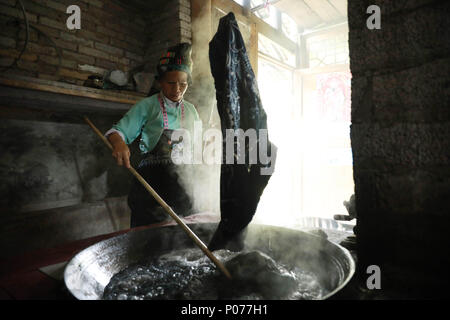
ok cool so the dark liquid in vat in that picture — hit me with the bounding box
[103,249,325,300]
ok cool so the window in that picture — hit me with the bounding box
[254,3,278,28]
[250,0,264,6]
[254,56,300,226]
[229,0,354,228]
[281,13,298,42]
[258,33,296,67]
[306,32,350,68]
[231,0,246,6]
[251,2,299,47]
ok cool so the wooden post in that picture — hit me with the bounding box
[189,0,215,123]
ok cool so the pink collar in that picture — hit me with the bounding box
[158,93,185,129]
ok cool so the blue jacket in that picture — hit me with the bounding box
[112,94,199,153]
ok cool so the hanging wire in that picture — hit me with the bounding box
[1,0,62,73]
[0,0,29,73]
[31,24,62,66]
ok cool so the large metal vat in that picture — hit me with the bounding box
[64,223,355,300]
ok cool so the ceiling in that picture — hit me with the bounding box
[115,0,348,32]
[272,0,348,31]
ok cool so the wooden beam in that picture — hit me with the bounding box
[328,0,347,17]
[303,0,342,22]
[189,0,217,122]
[212,0,248,19]
[275,0,323,30]
[191,0,213,80]
[0,76,144,105]
[253,17,297,53]
[250,21,258,76]
[211,0,296,53]
[0,85,135,116]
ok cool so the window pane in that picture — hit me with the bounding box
[306,32,349,67]
[231,0,245,6]
[255,57,299,226]
[253,2,278,28]
[258,33,296,67]
[250,0,264,7]
[281,13,298,42]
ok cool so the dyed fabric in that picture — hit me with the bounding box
[208,12,276,250]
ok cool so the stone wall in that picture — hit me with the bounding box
[348,0,450,297]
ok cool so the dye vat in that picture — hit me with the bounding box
[103,249,324,300]
[64,223,354,300]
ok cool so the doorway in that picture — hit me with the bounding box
[253,19,354,228]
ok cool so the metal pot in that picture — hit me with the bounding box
[64,223,355,300]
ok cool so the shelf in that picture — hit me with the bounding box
[0,75,147,116]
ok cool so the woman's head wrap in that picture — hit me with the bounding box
[156,43,193,83]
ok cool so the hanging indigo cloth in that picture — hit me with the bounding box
[208,12,277,251]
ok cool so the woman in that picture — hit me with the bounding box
[105,43,200,227]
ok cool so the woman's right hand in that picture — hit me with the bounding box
[108,132,131,168]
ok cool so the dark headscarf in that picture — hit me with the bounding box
[156,43,193,81]
[148,43,193,96]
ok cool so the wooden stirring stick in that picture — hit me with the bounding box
[84,116,232,280]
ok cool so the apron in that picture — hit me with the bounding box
[128,94,192,227]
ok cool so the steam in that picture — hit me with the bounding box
[173,161,221,215]
[168,4,225,217]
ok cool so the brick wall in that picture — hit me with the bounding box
[348,0,450,297]
[143,0,192,73]
[0,0,194,257]
[0,0,192,86]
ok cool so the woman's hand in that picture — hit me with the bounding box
[108,132,131,168]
